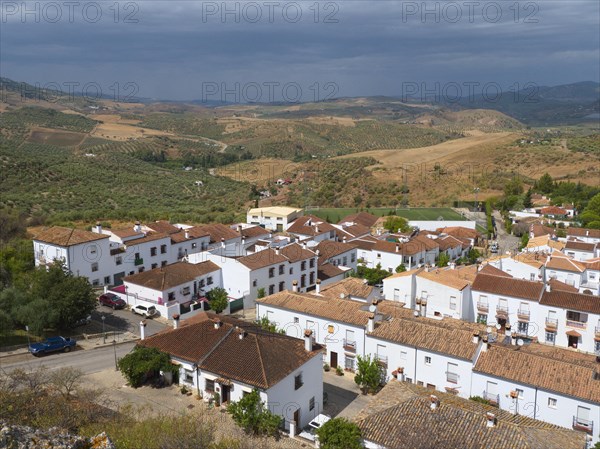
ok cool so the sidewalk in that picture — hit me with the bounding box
[0,332,139,359]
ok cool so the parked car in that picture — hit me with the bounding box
[74,315,92,327]
[298,414,331,442]
[132,304,157,318]
[98,293,126,309]
[29,336,76,356]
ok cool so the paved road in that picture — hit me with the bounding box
[91,305,168,338]
[0,342,136,374]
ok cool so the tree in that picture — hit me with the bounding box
[118,346,176,388]
[354,355,383,394]
[523,188,533,208]
[395,263,406,273]
[519,233,530,250]
[316,417,362,449]
[256,287,266,299]
[580,192,600,229]
[536,173,554,194]
[437,253,450,268]
[255,316,284,334]
[467,248,481,264]
[227,389,281,437]
[350,264,390,286]
[207,287,229,314]
[383,216,409,233]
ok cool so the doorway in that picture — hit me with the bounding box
[293,408,300,431]
[568,335,579,348]
[330,351,338,368]
[497,318,506,334]
[221,385,230,404]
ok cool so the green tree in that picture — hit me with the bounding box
[395,263,406,273]
[467,248,481,264]
[227,389,281,437]
[383,216,409,233]
[350,264,390,285]
[118,346,176,388]
[354,355,383,394]
[520,233,530,250]
[437,253,450,268]
[504,177,524,197]
[580,193,600,229]
[257,287,266,299]
[207,287,229,314]
[536,173,554,194]
[255,316,284,334]
[523,188,533,208]
[316,417,362,449]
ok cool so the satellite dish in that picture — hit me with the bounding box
[495,324,502,330]
[413,311,419,317]
[486,327,492,334]
[517,339,524,347]
[368,304,377,313]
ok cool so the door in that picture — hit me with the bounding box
[497,318,506,334]
[221,385,230,404]
[113,272,125,286]
[293,408,300,432]
[330,351,338,368]
[568,335,579,348]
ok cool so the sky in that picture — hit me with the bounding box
[1,0,599,102]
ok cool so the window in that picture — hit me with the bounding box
[309,271,315,285]
[104,276,110,284]
[449,296,457,311]
[294,317,299,323]
[301,261,306,271]
[477,314,488,324]
[289,267,294,275]
[515,388,524,399]
[517,321,529,335]
[92,279,99,286]
[595,340,600,354]
[191,242,197,249]
[90,245,97,255]
[269,267,275,278]
[309,397,315,411]
[182,286,190,295]
[150,247,157,256]
[342,257,347,266]
[548,397,557,409]
[446,362,458,383]
[207,276,213,285]
[567,310,583,322]
[377,253,381,259]
[279,281,285,292]
[294,373,303,390]
[160,244,167,254]
[138,267,144,273]
[252,279,257,287]
[530,273,536,281]
[161,260,167,267]
[205,379,215,392]
[116,256,122,265]
[301,275,306,288]
[351,253,355,263]
[184,370,194,384]
[91,262,98,272]
[345,355,355,371]
[279,264,285,275]
[151,263,158,269]
[310,258,315,268]
[545,331,556,344]
[168,292,175,301]
[425,356,432,365]
[268,284,275,295]
[400,351,407,360]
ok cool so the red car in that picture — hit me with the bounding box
[98,293,126,310]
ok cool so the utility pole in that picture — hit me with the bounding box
[474,187,480,212]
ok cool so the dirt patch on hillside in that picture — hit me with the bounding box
[91,122,172,141]
[28,127,86,146]
[216,158,301,184]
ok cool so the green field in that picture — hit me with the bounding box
[306,207,466,223]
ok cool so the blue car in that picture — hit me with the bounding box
[29,336,76,356]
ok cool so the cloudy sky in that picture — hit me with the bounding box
[1,1,599,101]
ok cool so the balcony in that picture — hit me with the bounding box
[477,302,489,312]
[495,305,508,317]
[375,355,388,368]
[343,339,357,353]
[134,258,144,266]
[517,309,530,321]
[545,317,558,329]
[446,372,459,384]
[595,326,600,339]
[572,416,593,434]
[483,391,500,406]
[566,320,586,330]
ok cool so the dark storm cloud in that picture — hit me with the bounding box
[1,0,598,100]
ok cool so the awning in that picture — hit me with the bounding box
[216,377,232,386]
[566,330,581,337]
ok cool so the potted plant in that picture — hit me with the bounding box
[213,391,221,407]
[180,385,189,395]
[323,363,330,372]
[336,366,344,376]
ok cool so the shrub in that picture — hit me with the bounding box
[316,418,362,449]
[227,389,281,437]
[118,346,177,388]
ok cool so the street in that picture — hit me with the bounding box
[91,304,169,338]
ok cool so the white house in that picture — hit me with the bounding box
[487,253,545,282]
[545,252,588,291]
[472,341,600,445]
[287,215,338,243]
[564,240,598,261]
[316,240,358,276]
[246,206,304,232]
[122,260,222,319]
[139,312,323,432]
[567,228,600,245]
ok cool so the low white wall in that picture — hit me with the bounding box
[409,221,476,231]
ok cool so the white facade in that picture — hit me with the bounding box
[487,257,543,281]
[408,220,477,231]
[246,207,303,232]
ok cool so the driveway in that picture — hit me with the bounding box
[88,305,169,339]
[322,371,375,420]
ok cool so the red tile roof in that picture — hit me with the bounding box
[238,248,289,270]
[338,211,379,228]
[33,226,109,247]
[287,215,337,237]
[540,289,600,314]
[123,261,220,291]
[472,274,544,301]
[568,228,600,239]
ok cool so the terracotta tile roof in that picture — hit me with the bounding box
[416,265,478,291]
[546,254,586,273]
[436,235,463,251]
[338,212,379,228]
[146,221,181,235]
[530,223,555,237]
[351,239,377,251]
[123,261,220,291]
[279,243,316,262]
[564,240,596,252]
[540,289,600,314]
[541,206,567,215]
[238,248,289,270]
[337,223,371,238]
[373,239,428,256]
[316,240,356,265]
[436,226,481,240]
[124,232,171,246]
[479,264,512,278]
[317,263,345,280]
[385,267,423,280]
[320,277,374,300]
[411,234,440,251]
[472,274,544,301]
[513,252,545,269]
[525,234,553,249]
[474,342,600,403]
[287,215,337,237]
[189,224,239,244]
[33,226,109,247]
[356,381,586,449]
[139,312,320,390]
[257,291,372,326]
[547,278,579,293]
[568,227,600,239]
[239,225,270,239]
[111,228,145,238]
[582,258,600,271]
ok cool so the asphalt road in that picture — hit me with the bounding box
[0,342,136,374]
[92,304,168,338]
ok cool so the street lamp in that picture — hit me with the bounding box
[113,337,118,371]
[474,187,480,212]
[101,315,106,344]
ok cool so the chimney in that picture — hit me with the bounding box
[140,320,147,340]
[304,329,313,352]
[214,319,222,329]
[395,243,400,253]
[275,247,280,255]
[238,225,243,233]
[316,249,320,257]
[95,222,102,234]
[486,412,496,427]
[450,262,456,270]
[315,279,321,294]
[367,313,375,332]
[343,236,347,243]
[184,229,190,239]
[481,336,489,352]
[292,280,298,293]
[430,395,439,410]
[236,326,246,340]
[269,232,273,239]
[472,332,480,344]
[546,282,551,292]
[134,221,142,233]
[315,225,320,233]
[221,238,225,248]
[302,242,307,250]
[173,314,180,329]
